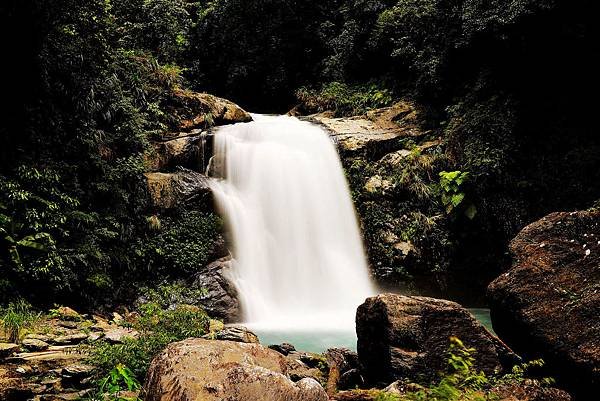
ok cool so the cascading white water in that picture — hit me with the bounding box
[209,114,375,334]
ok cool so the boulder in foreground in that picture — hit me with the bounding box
[356,293,518,386]
[488,210,600,396]
[142,338,327,401]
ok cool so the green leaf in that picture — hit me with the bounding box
[16,239,47,251]
[450,193,465,207]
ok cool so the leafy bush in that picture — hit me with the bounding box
[139,211,222,277]
[295,81,393,117]
[0,167,79,299]
[438,171,476,219]
[138,282,207,310]
[95,363,141,401]
[85,303,210,380]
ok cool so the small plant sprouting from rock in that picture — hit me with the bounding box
[438,171,477,219]
[95,363,141,401]
[373,338,557,401]
[496,359,554,387]
[373,337,492,401]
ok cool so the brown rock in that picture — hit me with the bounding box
[269,343,296,356]
[356,294,518,386]
[55,307,81,321]
[169,89,252,131]
[488,210,600,396]
[492,381,572,401]
[104,327,139,344]
[22,338,49,351]
[40,389,92,401]
[61,364,95,379]
[203,324,259,344]
[145,130,214,172]
[309,101,424,161]
[325,348,361,392]
[49,333,88,345]
[284,352,325,384]
[142,338,327,401]
[0,343,20,358]
[145,168,212,210]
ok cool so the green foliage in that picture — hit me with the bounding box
[0,167,79,295]
[139,211,222,276]
[139,282,207,309]
[375,392,402,401]
[296,81,393,117]
[95,363,141,401]
[111,0,193,63]
[0,1,220,305]
[403,337,494,401]
[345,145,454,285]
[438,171,476,219]
[0,300,41,343]
[84,303,209,380]
[395,147,444,201]
[187,0,331,110]
[497,359,554,387]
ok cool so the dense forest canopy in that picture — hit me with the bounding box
[0,0,598,306]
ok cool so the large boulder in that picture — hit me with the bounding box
[189,257,241,322]
[488,210,600,396]
[356,294,517,386]
[145,168,212,210]
[168,89,252,131]
[142,338,327,401]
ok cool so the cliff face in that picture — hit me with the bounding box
[306,102,459,296]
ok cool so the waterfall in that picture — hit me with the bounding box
[209,114,375,332]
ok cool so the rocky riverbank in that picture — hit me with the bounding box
[2,286,581,401]
[0,307,140,400]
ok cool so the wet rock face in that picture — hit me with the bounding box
[488,210,600,396]
[145,131,212,173]
[142,338,328,401]
[308,101,450,289]
[189,257,241,323]
[356,293,518,386]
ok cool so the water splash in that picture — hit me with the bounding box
[209,114,375,332]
